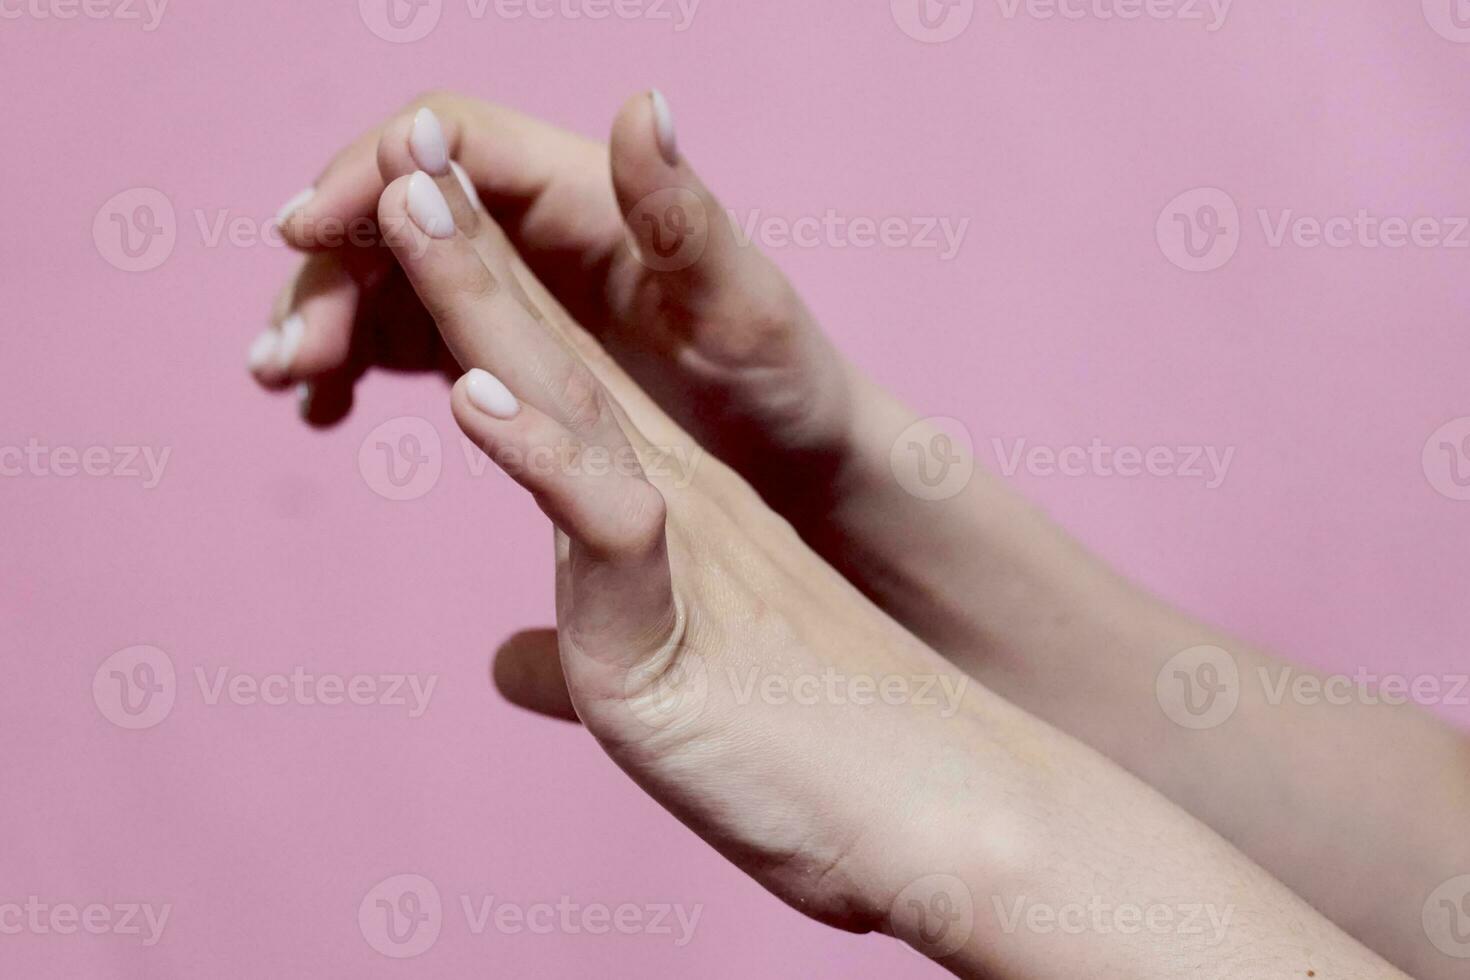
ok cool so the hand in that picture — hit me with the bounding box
[252,90,858,515]
[353,109,981,932]
[358,113,1410,980]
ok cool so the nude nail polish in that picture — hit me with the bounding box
[275,313,305,371]
[409,107,450,176]
[247,330,279,372]
[650,89,678,166]
[464,369,519,419]
[406,172,456,239]
[275,188,315,227]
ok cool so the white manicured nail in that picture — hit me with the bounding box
[409,107,450,176]
[247,330,279,372]
[406,171,456,239]
[296,382,313,419]
[450,161,482,210]
[464,368,519,419]
[650,89,678,165]
[275,313,305,371]
[275,188,315,227]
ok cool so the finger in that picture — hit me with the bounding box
[297,359,363,428]
[492,629,580,724]
[247,252,360,390]
[451,369,677,677]
[376,107,538,312]
[377,172,627,450]
[278,94,597,254]
[610,89,769,300]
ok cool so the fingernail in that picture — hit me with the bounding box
[407,171,456,239]
[450,161,482,210]
[296,382,314,419]
[275,313,305,371]
[464,368,519,419]
[275,188,315,227]
[650,89,678,166]
[247,330,280,372]
[409,107,450,176]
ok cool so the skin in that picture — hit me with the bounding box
[344,116,1401,979]
[252,91,1469,978]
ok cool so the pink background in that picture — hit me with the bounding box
[4,0,1469,975]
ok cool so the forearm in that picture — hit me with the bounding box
[885,687,1408,980]
[808,368,1470,977]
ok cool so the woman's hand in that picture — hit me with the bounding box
[354,110,1410,980]
[251,90,858,509]
[361,113,976,932]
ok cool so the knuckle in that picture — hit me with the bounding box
[556,365,607,434]
[607,481,668,559]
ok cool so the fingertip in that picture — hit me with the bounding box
[375,174,420,253]
[376,112,418,186]
[610,90,676,197]
[298,372,357,429]
[275,187,317,249]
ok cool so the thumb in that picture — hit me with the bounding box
[610,90,764,293]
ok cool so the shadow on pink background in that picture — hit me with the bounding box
[2,0,1468,976]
